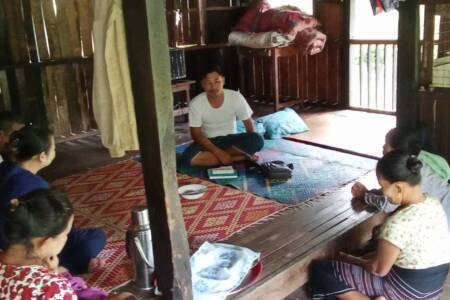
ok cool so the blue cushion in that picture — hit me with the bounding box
[257,107,309,139]
[236,120,266,135]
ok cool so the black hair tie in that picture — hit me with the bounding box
[406,155,422,175]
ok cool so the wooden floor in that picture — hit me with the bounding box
[40,109,450,299]
[293,110,396,159]
[226,171,385,300]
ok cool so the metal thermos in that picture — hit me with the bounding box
[126,206,154,290]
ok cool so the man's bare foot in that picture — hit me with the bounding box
[250,154,259,161]
[88,257,106,272]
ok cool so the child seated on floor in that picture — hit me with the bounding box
[0,125,107,274]
[351,127,450,221]
[0,189,134,299]
[310,150,450,300]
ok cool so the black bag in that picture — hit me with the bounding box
[257,160,294,180]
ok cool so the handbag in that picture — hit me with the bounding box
[257,160,293,180]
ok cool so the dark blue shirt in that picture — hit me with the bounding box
[0,161,49,248]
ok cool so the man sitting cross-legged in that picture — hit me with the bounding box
[182,66,264,166]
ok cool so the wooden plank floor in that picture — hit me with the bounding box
[40,110,450,299]
[291,110,396,159]
[226,171,386,300]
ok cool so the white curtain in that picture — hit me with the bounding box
[92,0,139,158]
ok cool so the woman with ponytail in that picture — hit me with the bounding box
[351,127,450,223]
[0,125,107,275]
[310,151,450,300]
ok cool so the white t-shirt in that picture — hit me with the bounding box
[379,195,450,269]
[189,89,253,138]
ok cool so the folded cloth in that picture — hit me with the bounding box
[191,242,260,300]
[234,0,270,32]
[294,27,327,55]
[63,272,108,300]
[418,150,450,181]
[256,8,319,35]
[228,31,295,48]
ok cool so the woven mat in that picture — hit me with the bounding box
[176,139,376,204]
[52,159,287,290]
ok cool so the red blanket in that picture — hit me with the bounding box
[233,1,326,55]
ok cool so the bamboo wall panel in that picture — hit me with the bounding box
[29,0,50,60]
[77,0,94,56]
[3,1,29,63]
[42,0,61,59]
[1,0,95,138]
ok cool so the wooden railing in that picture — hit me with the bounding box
[349,39,398,113]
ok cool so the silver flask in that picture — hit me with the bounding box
[126,205,155,290]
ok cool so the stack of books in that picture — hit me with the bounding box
[207,166,238,179]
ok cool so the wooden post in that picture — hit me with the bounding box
[197,0,206,45]
[422,4,435,87]
[271,48,280,111]
[397,0,420,129]
[122,1,192,299]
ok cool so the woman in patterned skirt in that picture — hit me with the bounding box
[310,150,450,300]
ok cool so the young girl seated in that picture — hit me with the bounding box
[352,127,450,222]
[0,189,133,299]
[0,125,107,274]
[311,151,450,299]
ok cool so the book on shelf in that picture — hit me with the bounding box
[207,167,238,179]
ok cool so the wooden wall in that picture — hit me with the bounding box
[418,90,450,161]
[0,0,95,138]
[397,1,450,162]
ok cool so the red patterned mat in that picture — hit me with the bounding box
[52,159,287,290]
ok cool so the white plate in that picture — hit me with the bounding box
[178,184,207,200]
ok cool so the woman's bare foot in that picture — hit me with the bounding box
[88,257,106,272]
[373,297,386,300]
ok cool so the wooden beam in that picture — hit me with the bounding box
[422,4,435,86]
[197,0,206,45]
[397,0,420,129]
[122,1,192,299]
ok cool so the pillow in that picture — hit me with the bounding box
[236,120,266,135]
[257,107,309,139]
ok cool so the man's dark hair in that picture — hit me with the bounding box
[0,111,23,134]
[200,65,225,80]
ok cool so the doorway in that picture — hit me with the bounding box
[348,0,399,113]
